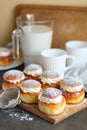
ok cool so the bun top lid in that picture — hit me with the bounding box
[40,70,60,84]
[38,88,63,104]
[61,77,83,87]
[60,77,84,92]
[42,88,62,98]
[0,47,12,57]
[22,79,41,88]
[23,64,43,76]
[41,70,60,78]
[3,70,25,82]
[21,79,41,93]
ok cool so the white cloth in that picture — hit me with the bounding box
[65,63,87,92]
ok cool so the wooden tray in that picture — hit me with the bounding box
[15,4,87,49]
[19,98,87,124]
[0,90,87,124]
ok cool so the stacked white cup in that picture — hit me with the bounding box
[65,40,87,68]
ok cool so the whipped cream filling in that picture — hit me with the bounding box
[60,83,84,92]
[38,93,63,104]
[41,77,59,85]
[21,86,41,93]
[6,76,25,84]
[0,47,11,57]
[24,68,42,76]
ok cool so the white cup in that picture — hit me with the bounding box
[65,40,87,68]
[40,48,75,79]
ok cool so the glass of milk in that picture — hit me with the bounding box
[12,14,54,65]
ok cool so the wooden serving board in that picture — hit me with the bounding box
[15,4,87,49]
[19,98,87,124]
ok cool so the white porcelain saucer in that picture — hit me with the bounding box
[0,58,23,70]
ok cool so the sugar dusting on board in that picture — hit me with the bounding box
[1,107,34,121]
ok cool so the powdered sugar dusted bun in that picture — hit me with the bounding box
[40,70,60,89]
[40,70,60,85]
[21,79,41,93]
[0,47,12,57]
[2,70,25,90]
[20,79,42,103]
[39,88,62,103]
[38,88,66,115]
[60,77,85,104]
[60,77,84,92]
[3,70,25,83]
[0,47,13,66]
[23,64,43,76]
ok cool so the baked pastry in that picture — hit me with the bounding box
[20,79,42,103]
[60,77,85,104]
[38,88,66,115]
[0,47,13,66]
[23,64,43,81]
[40,70,60,89]
[2,69,25,90]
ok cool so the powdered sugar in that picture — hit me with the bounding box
[22,79,41,88]
[40,70,60,84]
[21,80,41,93]
[43,88,62,98]
[6,99,16,106]
[1,107,34,121]
[0,47,11,57]
[24,64,43,76]
[24,64,42,70]
[41,70,59,78]
[39,88,63,103]
[60,77,84,92]
[62,77,83,86]
[3,70,25,81]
